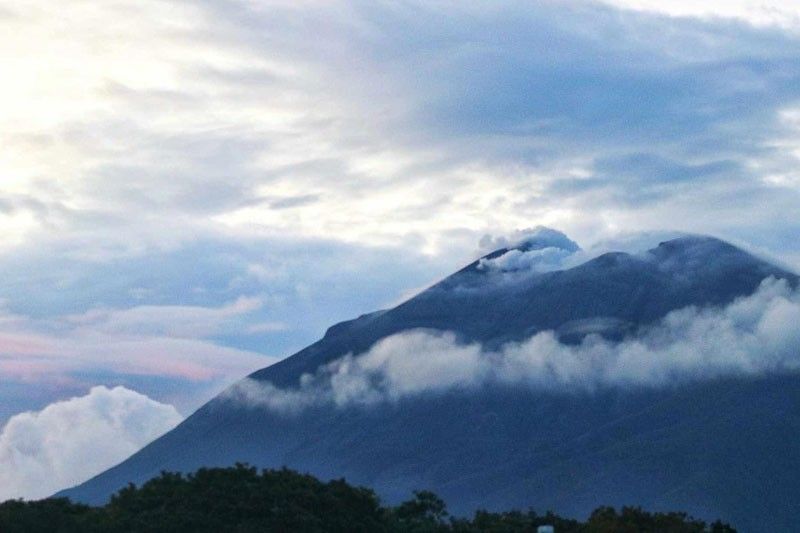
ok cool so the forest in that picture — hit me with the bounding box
[0,464,737,532]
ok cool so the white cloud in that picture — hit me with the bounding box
[600,1,800,31]
[476,226,581,273]
[478,246,576,273]
[227,277,800,413]
[478,227,580,254]
[0,386,182,501]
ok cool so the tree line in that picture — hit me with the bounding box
[0,464,736,532]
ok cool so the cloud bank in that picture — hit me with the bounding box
[0,386,182,501]
[2,0,800,261]
[227,277,800,414]
[0,293,283,427]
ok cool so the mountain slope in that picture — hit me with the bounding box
[60,234,800,532]
[254,234,794,385]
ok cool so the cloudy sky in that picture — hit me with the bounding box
[1,0,800,499]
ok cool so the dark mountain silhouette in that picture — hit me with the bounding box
[60,233,800,532]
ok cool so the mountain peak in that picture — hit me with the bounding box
[644,235,774,279]
[652,234,732,254]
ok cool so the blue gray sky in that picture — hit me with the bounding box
[1,0,800,499]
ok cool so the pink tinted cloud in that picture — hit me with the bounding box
[0,332,59,356]
[0,301,277,384]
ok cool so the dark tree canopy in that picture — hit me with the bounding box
[0,464,736,532]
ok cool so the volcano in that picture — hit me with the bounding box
[61,232,800,532]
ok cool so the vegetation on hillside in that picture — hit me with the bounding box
[0,464,736,532]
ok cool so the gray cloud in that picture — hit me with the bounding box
[4,0,800,452]
[261,194,321,210]
[4,0,800,261]
[226,277,800,414]
[192,0,800,260]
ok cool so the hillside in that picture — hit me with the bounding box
[60,233,800,532]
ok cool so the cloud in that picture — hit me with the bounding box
[599,1,800,30]
[0,386,182,501]
[64,296,263,338]
[0,0,799,264]
[0,298,274,383]
[2,0,800,468]
[476,226,581,273]
[477,227,580,253]
[0,295,280,426]
[0,230,464,424]
[226,277,800,413]
[478,246,575,273]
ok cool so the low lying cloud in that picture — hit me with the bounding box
[227,277,800,414]
[0,386,182,501]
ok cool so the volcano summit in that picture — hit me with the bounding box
[62,231,800,532]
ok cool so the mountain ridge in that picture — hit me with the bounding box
[249,235,796,387]
[59,233,800,532]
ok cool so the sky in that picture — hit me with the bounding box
[1,0,800,499]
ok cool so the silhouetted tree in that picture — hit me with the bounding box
[0,465,738,532]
